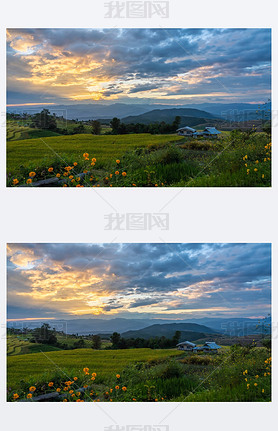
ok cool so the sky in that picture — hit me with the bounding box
[6,28,271,106]
[7,243,271,321]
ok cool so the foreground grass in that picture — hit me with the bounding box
[7,348,182,389]
[7,346,271,402]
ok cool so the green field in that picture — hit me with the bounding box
[7,348,182,388]
[7,345,271,402]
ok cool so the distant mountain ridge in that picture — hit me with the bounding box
[121,108,217,125]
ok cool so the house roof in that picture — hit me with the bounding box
[203,127,221,134]
[176,126,196,132]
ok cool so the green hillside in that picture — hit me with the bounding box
[121,107,217,124]
[121,322,217,340]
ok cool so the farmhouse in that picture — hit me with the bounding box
[176,341,196,351]
[176,126,196,136]
[201,341,222,351]
[201,127,221,137]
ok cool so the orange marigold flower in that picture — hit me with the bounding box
[76,392,81,396]
[26,179,32,184]
[115,386,119,390]
[115,171,119,175]
[116,374,120,378]
[13,393,19,400]
[110,388,113,393]
[69,175,73,179]
[29,386,36,392]
[76,177,81,182]
[29,172,36,178]
[73,162,78,166]
[56,173,61,178]
[92,158,96,163]
[122,172,127,177]
[91,377,95,381]
[63,399,68,402]
[73,377,78,381]
[13,179,19,185]
[27,394,32,399]
[48,382,54,387]
[91,372,97,377]
[83,368,89,373]
[110,174,113,178]
[69,390,74,394]
[63,184,67,187]
[116,160,120,164]
[122,387,127,391]
[83,153,89,158]
[56,388,61,392]
[48,167,53,172]
[83,170,88,174]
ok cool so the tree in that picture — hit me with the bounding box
[31,109,57,130]
[91,120,102,135]
[110,332,121,348]
[73,338,85,349]
[32,323,57,345]
[92,335,102,350]
[110,117,121,134]
[72,123,85,134]
[172,330,181,346]
[172,116,181,131]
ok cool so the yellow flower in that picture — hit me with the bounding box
[254,168,258,172]
[63,184,67,187]
[65,166,72,171]
[29,172,36,178]
[13,179,19,185]
[255,160,259,164]
[48,382,54,387]
[262,174,264,179]
[247,384,250,389]
[76,392,81,396]
[69,175,73,179]
[27,393,32,399]
[56,388,61,392]
[83,153,89,159]
[245,163,248,167]
[26,179,32,184]
[69,390,74,394]
[255,375,259,379]
[116,159,120,164]
[73,377,78,381]
[83,367,89,373]
[115,171,119,175]
[76,177,81,182]
[122,387,127,392]
[91,372,97,377]
[29,386,36,392]
[13,393,19,400]
[63,399,68,402]
[122,172,127,177]
[92,158,96,163]
[115,386,119,390]
[73,162,78,166]
[254,383,258,386]
[116,374,120,379]
[48,167,53,172]
[262,389,265,393]
[56,173,61,178]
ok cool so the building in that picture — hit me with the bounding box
[176,126,196,136]
[202,341,222,351]
[201,127,221,137]
[176,341,196,351]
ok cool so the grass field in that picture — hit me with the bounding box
[7,345,271,402]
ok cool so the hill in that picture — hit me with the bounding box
[121,322,217,340]
[121,108,217,125]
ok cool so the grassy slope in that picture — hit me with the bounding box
[7,133,183,174]
[7,348,182,388]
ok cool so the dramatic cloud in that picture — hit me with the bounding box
[7,243,271,320]
[6,28,271,105]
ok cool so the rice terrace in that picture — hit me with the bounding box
[7,243,271,402]
[6,28,271,187]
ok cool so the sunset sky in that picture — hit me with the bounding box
[7,243,271,321]
[7,28,271,106]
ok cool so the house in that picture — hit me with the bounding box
[202,341,222,351]
[202,127,221,137]
[176,341,196,351]
[176,126,196,136]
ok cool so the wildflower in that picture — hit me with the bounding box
[65,166,72,171]
[63,172,68,176]
[116,159,120,164]
[262,174,264,179]
[69,175,73,179]
[115,386,119,390]
[254,168,258,172]
[116,374,120,379]
[63,184,67,187]
[110,174,113,178]
[12,179,19,185]
[110,388,113,393]
[92,158,96,163]
[26,179,32,184]
[255,160,259,164]
[83,385,88,389]
[132,184,136,186]
[247,384,250,389]
[255,375,259,379]
[69,390,74,394]
[245,378,248,382]
[264,158,267,162]
[13,393,19,400]
[29,172,36,178]
[76,177,81,182]
[91,162,95,166]
[245,163,248,167]
[110,399,113,402]
[91,377,95,381]
[27,393,32,399]
[92,372,97,377]
[264,373,267,377]
[122,172,127,177]
[73,377,78,381]
[56,388,61,392]
[29,386,36,392]
[115,171,119,175]
[155,399,158,402]
[71,394,76,397]
[155,184,158,187]
[132,398,136,401]
[73,162,78,166]
[63,399,68,402]
[64,387,68,391]
[83,153,89,159]
[83,170,88,174]
[48,167,53,172]
[48,382,54,387]
[56,173,61,178]
[76,392,81,397]
[254,383,258,386]
[122,387,127,392]
[262,389,265,393]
